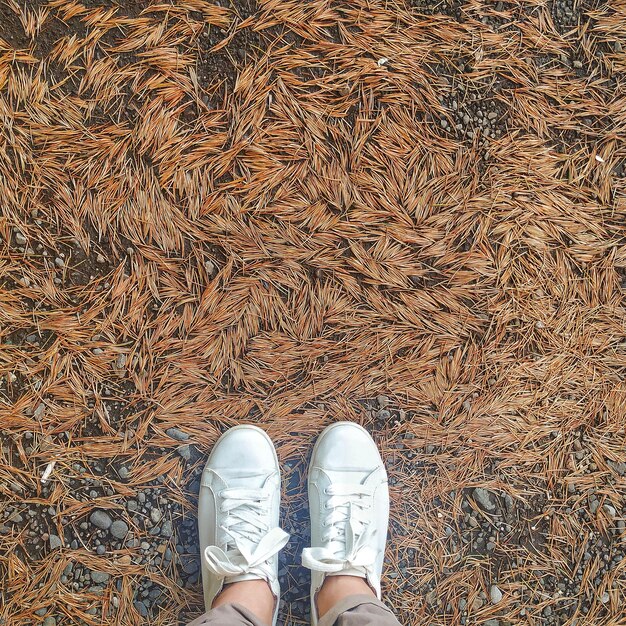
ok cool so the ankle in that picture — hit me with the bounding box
[316,575,375,618]
[212,579,275,626]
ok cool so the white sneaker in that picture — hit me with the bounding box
[302,422,389,624]
[198,425,289,625]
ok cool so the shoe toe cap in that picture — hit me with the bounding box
[209,426,277,471]
[313,422,382,470]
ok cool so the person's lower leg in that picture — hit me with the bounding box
[316,575,375,618]
[212,579,275,626]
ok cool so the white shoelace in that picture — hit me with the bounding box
[204,487,289,581]
[302,483,378,574]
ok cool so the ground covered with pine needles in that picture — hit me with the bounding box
[1,0,625,624]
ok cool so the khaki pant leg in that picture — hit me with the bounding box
[185,603,267,626]
[318,594,402,626]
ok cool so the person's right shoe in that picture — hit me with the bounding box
[302,422,389,624]
[198,425,289,626]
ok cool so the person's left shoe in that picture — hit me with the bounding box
[198,425,289,625]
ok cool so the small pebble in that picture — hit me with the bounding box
[603,504,617,519]
[110,520,129,539]
[134,601,148,617]
[474,488,497,512]
[90,510,113,530]
[166,428,189,441]
[490,584,503,604]
[178,445,192,461]
[90,571,110,584]
[377,395,390,408]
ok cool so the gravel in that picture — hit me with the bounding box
[48,534,63,550]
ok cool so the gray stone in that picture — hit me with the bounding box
[603,504,617,519]
[49,535,63,550]
[178,445,191,461]
[600,591,610,603]
[90,571,110,584]
[182,559,199,574]
[118,466,130,480]
[134,601,148,617]
[96,545,106,555]
[474,488,497,512]
[110,520,129,539]
[504,493,514,512]
[150,508,162,524]
[160,520,173,537]
[43,618,56,626]
[377,395,390,408]
[490,584,503,604]
[90,510,113,530]
[166,428,189,441]
[34,403,46,419]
